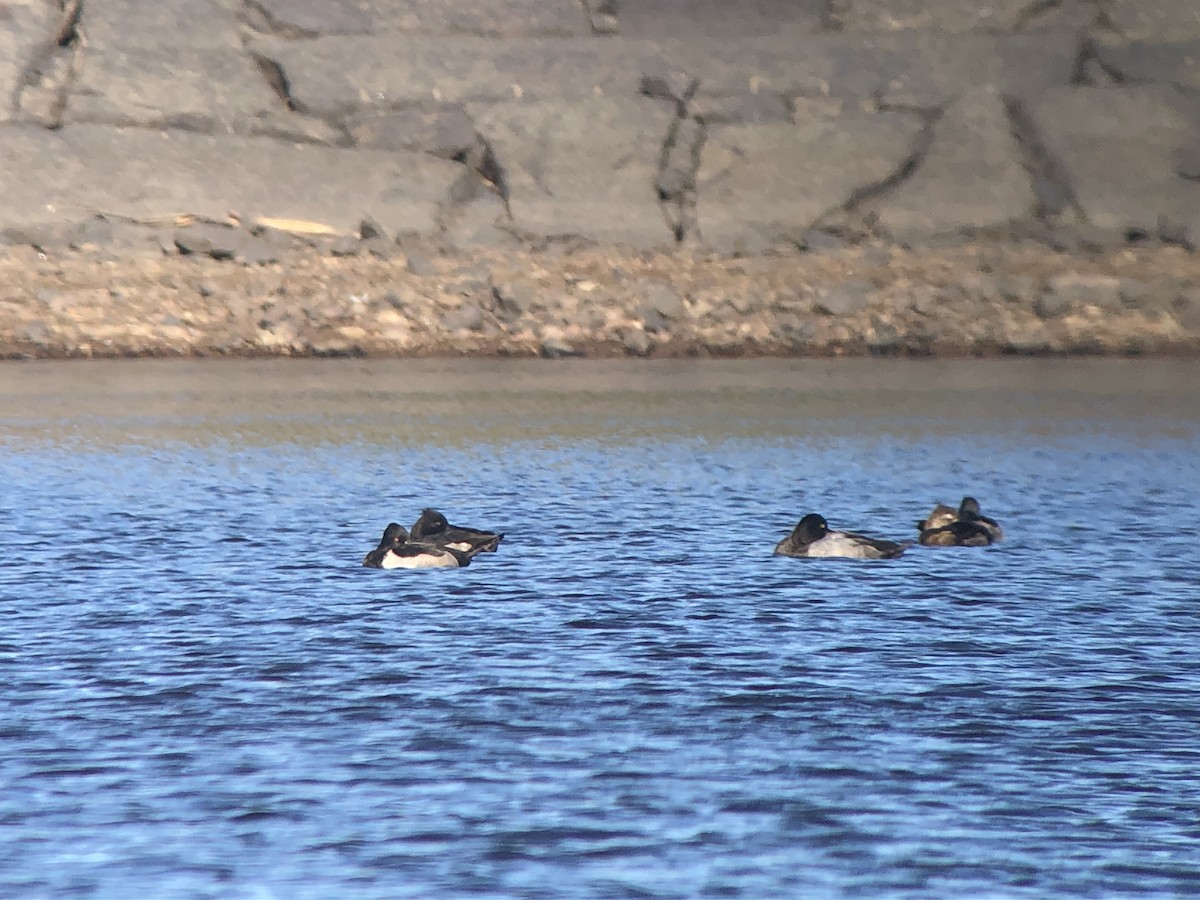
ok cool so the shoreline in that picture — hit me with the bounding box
[3,237,1199,360]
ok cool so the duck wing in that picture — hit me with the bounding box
[845,531,911,559]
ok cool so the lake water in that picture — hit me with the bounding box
[1,358,1198,898]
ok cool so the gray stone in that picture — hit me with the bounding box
[832,0,1075,32]
[1,1,54,124]
[815,280,872,316]
[1029,86,1200,235]
[469,98,673,245]
[540,336,581,358]
[346,108,479,157]
[1102,1,1200,40]
[876,88,1034,236]
[1094,41,1200,92]
[1158,212,1200,251]
[1177,145,1200,180]
[642,283,684,319]
[1173,288,1200,330]
[269,0,589,36]
[328,235,361,257]
[258,35,662,116]
[68,47,280,129]
[404,253,439,277]
[246,0,374,37]
[0,124,462,236]
[443,303,485,333]
[692,94,792,125]
[622,327,652,356]
[1045,273,1124,312]
[491,280,539,322]
[656,30,1075,110]
[174,224,241,259]
[583,0,620,35]
[617,0,827,38]
[82,0,242,50]
[696,113,924,249]
[441,192,517,249]
[1034,288,1070,319]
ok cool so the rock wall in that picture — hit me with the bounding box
[1,0,1199,357]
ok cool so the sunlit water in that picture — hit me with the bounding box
[2,358,1198,898]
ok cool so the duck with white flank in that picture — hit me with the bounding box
[775,513,910,559]
[410,508,504,554]
[917,496,1004,546]
[362,523,480,569]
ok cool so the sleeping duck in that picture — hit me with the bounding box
[916,496,1003,546]
[774,513,910,559]
[362,522,478,569]
[410,508,504,553]
[916,503,958,533]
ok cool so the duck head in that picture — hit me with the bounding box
[793,513,830,546]
[411,508,449,539]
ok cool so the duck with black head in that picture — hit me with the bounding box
[410,508,504,554]
[362,522,478,569]
[775,513,910,560]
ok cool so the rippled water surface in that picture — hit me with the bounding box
[2,358,1199,898]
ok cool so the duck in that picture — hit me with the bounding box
[362,523,478,569]
[774,513,910,559]
[916,503,958,533]
[916,496,1003,546]
[958,496,1003,542]
[409,508,504,553]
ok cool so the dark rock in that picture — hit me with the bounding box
[174,225,241,260]
[815,280,872,316]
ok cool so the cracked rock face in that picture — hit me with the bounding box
[873,88,1036,237]
[696,114,925,251]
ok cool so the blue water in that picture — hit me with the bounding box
[2,358,1199,898]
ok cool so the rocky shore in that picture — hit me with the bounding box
[3,233,1198,359]
[2,0,1200,359]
